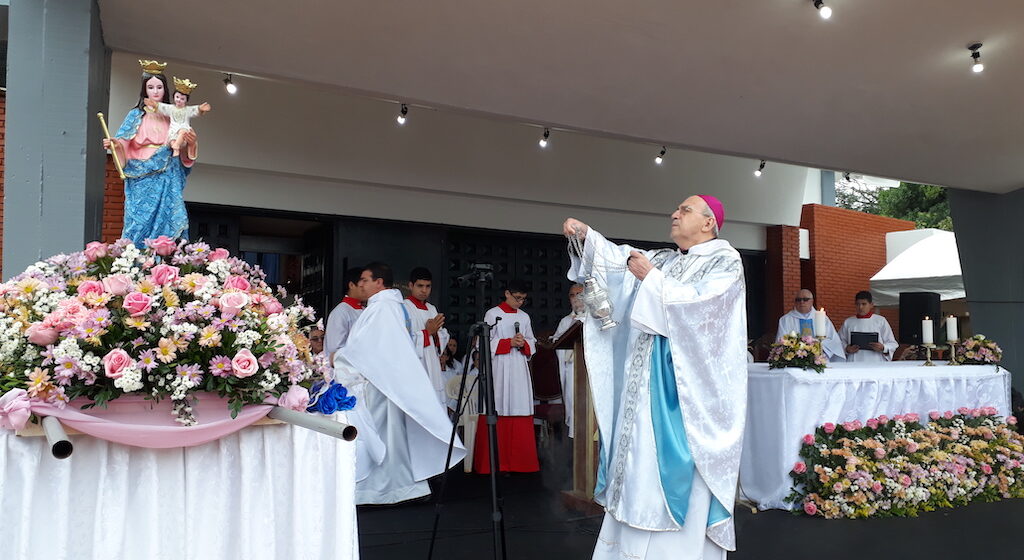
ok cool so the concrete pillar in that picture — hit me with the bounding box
[3,0,109,279]
[948,187,1024,389]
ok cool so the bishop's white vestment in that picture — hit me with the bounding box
[570,229,747,559]
[402,296,451,406]
[839,313,899,363]
[776,309,846,362]
[473,302,540,473]
[334,288,465,504]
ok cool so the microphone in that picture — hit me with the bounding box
[514,322,520,335]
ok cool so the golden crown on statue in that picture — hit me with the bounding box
[173,77,199,95]
[138,59,168,75]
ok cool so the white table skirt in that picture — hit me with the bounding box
[0,415,358,560]
[740,361,1011,510]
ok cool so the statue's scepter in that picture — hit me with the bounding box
[96,112,126,180]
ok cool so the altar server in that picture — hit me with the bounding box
[551,283,585,436]
[473,280,540,473]
[840,290,899,363]
[776,288,845,362]
[324,267,365,363]
[403,267,450,406]
[334,262,465,504]
[563,193,746,560]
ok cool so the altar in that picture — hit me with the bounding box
[0,419,358,560]
[741,361,1012,510]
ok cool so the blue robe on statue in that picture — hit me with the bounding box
[114,108,191,247]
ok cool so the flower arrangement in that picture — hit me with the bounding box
[787,408,1024,518]
[768,332,827,373]
[953,334,1003,366]
[0,236,328,425]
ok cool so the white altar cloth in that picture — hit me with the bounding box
[740,361,1011,510]
[0,416,358,560]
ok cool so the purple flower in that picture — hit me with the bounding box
[209,355,233,377]
[176,364,203,383]
[91,308,112,328]
[259,352,277,368]
[131,337,146,349]
[137,349,159,372]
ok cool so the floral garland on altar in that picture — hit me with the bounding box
[0,236,329,426]
[953,334,1003,366]
[787,408,1024,518]
[768,332,827,373]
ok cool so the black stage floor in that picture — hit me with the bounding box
[358,431,1024,559]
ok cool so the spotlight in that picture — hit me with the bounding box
[223,74,237,95]
[655,147,666,165]
[754,160,766,177]
[968,42,984,73]
[813,0,832,20]
[539,128,550,148]
[396,104,408,125]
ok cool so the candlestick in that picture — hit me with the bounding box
[921,343,936,367]
[922,316,934,345]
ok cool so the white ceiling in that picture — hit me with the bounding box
[98,0,1024,193]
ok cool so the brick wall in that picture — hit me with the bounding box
[799,204,915,337]
[764,225,802,336]
[102,156,125,243]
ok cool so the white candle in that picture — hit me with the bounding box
[922,316,933,345]
[813,308,827,337]
[946,316,958,342]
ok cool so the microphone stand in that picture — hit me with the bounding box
[427,264,508,560]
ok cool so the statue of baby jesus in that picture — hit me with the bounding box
[144,77,211,158]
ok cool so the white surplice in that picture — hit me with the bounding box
[839,313,899,363]
[570,229,747,557]
[552,311,584,435]
[485,303,537,416]
[325,297,363,360]
[776,309,846,362]
[403,297,450,406]
[334,288,465,504]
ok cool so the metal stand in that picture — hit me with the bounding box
[921,343,936,366]
[427,264,508,560]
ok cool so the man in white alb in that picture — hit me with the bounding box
[840,290,899,363]
[776,288,845,362]
[402,267,450,407]
[551,283,585,436]
[324,267,366,363]
[563,193,746,560]
[333,262,465,504]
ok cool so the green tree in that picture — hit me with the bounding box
[877,183,952,230]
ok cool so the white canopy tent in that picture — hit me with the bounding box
[870,230,964,307]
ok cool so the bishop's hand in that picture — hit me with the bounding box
[628,250,653,281]
[562,218,589,239]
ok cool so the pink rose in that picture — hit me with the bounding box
[929,411,941,421]
[223,275,251,292]
[803,501,817,516]
[83,241,108,262]
[906,441,919,453]
[900,474,912,487]
[76,280,105,299]
[866,418,879,430]
[905,413,920,423]
[874,448,886,459]
[851,420,863,430]
[102,274,134,296]
[231,349,260,378]
[26,323,59,346]
[262,298,284,315]
[208,248,230,261]
[823,422,836,434]
[877,415,889,424]
[802,434,814,445]
[981,463,993,475]
[122,292,153,317]
[944,410,954,420]
[842,421,856,432]
[793,461,807,474]
[871,481,883,493]
[149,264,180,286]
[220,292,251,318]
[276,385,310,412]
[102,348,132,379]
[1008,416,1017,426]
[147,235,178,257]
[958,407,970,415]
